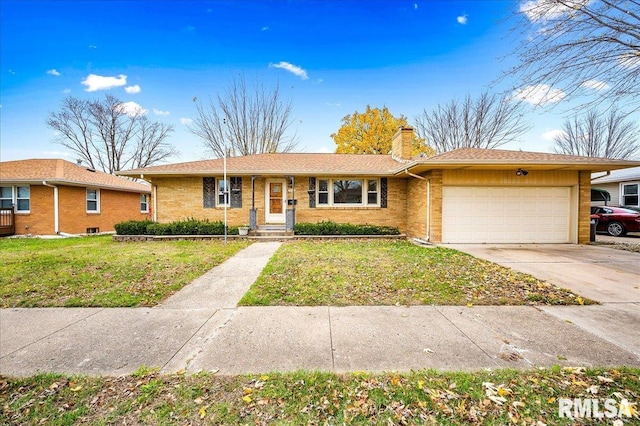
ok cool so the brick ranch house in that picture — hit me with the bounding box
[118,128,640,244]
[0,159,151,236]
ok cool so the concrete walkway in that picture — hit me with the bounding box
[1,242,639,377]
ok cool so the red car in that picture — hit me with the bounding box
[590,206,640,237]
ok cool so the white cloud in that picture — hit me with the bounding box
[88,44,97,49]
[115,101,147,116]
[153,108,170,116]
[541,129,566,141]
[61,88,71,94]
[513,84,566,105]
[325,102,341,108]
[315,146,333,153]
[457,14,468,25]
[520,0,589,22]
[580,79,609,91]
[47,69,61,76]
[180,118,193,125]
[82,74,127,92]
[414,3,418,10]
[125,85,141,94]
[262,26,269,31]
[270,61,309,80]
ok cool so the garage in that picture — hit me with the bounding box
[441,186,571,243]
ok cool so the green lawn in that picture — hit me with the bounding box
[240,240,592,306]
[0,236,250,308]
[1,367,638,425]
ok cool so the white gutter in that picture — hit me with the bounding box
[42,181,59,234]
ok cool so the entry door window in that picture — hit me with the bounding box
[270,182,283,214]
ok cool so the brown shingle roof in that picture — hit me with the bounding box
[118,153,401,177]
[399,148,640,173]
[0,159,150,193]
[426,148,623,163]
[116,148,640,178]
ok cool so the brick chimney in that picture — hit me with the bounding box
[391,126,414,160]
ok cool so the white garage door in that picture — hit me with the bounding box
[442,186,571,243]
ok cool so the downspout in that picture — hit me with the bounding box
[425,179,431,242]
[591,171,611,181]
[152,184,158,222]
[42,181,59,234]
[402,169,431,243]
[403,169,426,180]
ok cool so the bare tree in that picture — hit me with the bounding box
[507,0,640,111]
[47,95,177,173]
[413,92,531,153]
[553,107,640,158]
[189,76,299,157]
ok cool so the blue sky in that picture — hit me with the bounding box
[0,0,607,164]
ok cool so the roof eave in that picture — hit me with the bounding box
[0,178,150,193]
[395,160,640,175]
[118,169,397,178]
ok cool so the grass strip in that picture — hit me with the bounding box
[1,366,638,425]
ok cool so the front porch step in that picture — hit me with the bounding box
[252,225,291,238]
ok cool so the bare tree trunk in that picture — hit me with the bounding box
[414,92,531,153]
[47,95,176,173]
[189,75,299,157]
[553,107,640,158]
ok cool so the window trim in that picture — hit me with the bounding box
[140,194,149,213]
[315,178,380,207]
[0,185,31,213]
[86,188,100,213]
[621,182,639,207]
[217,178,230,207]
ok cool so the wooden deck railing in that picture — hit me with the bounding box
[0,206,16,236]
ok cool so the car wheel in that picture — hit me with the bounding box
[606,221,626,237]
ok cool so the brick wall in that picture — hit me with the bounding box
[14,185,55,235]
[13,184,150,235]
[578,171,591,244]
[151,176,409,232]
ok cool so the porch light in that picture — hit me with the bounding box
[516,168,528,176]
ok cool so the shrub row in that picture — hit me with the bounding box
[293,221,400,235]
[114,219,239,236]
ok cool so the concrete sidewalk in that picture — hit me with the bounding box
[1,242,639,377]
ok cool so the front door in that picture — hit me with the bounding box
[265,179,286,223]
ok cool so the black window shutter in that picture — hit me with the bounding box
[308,177,316,208]
[380,178,387,208]
[230,177,242,208]
[203,177,216,208]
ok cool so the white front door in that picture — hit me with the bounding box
[265,179,286,223]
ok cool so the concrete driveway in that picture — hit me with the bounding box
[445,244,639,303]
[445,243,640,357]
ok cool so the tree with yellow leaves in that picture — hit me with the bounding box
[331,105,433,156]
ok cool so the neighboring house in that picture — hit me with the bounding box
[0,159,151,236]
[118,128,640,244]
[591,166,640,209]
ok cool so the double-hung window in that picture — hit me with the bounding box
[0,186,30,212]
[87,189,100,213]
[140,194,149,213]
[622,183,639,207]
[316,178,379,206]
[217,179,229,206]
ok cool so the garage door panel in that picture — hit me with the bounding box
[442,186,571,243]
